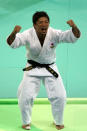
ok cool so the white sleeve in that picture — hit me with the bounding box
[54,29,78,44]
[10,30,28,48]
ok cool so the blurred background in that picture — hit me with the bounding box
[0,0,86,98]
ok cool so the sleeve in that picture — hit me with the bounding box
[10,30,28,48]
[54,29,78,44]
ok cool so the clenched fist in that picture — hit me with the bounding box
[7,25,22,45]
[67,19,80,38]
[67,20,76,27]
[13,25,22,33]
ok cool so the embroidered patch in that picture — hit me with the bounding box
[50,43,55,48]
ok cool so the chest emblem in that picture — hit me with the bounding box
[50,43,55,48]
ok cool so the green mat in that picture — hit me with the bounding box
[0,98,87,104]
[0,99,87,131]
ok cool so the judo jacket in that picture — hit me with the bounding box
[10,27,78,76]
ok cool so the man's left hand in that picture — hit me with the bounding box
[67,19,81,38]
[67,19,76,27]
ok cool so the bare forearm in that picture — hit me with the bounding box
[7,31,17,45]
[72,25,81,38]
[7,25,21,45]
[67,20,81,38]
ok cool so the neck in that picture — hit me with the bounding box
[36,32,46,47]
[36,32,46,40]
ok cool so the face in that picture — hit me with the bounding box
[34,17,49,36]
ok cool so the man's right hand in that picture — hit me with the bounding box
[7,25,22,45]
[13,25,22,33]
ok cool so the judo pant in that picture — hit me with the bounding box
[18,74,66,125]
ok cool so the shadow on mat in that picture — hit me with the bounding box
[18,124,42,131]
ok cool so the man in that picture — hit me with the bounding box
[7,11,80,130]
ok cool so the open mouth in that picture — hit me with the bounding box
[41,27,47,31]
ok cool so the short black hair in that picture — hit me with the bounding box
[32,11,50,24]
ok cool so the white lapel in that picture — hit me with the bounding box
[32,27,49,58]
[38,28,49,56]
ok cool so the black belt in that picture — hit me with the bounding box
[23,60,58,78]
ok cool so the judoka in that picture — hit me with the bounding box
[7,11,80,130]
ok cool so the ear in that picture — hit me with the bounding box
[33,24,36,28]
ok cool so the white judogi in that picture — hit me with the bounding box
[10,27,78,125]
